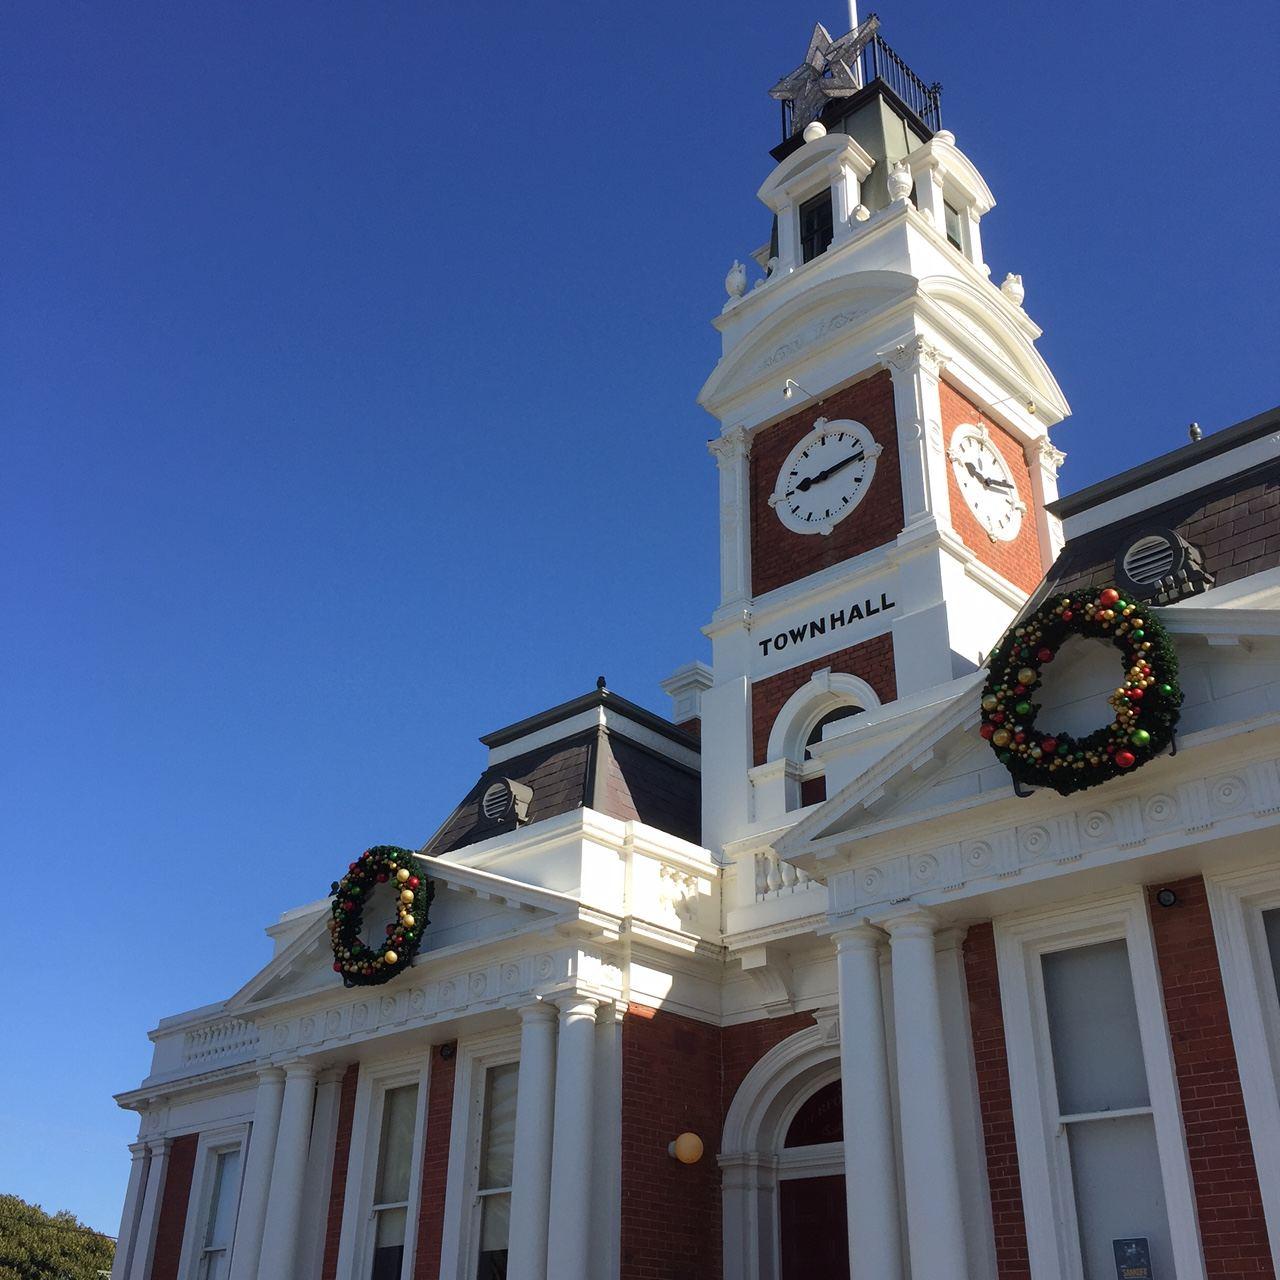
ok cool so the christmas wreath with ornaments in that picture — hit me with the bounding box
[328,846,435,987]
[979,587,1183,797]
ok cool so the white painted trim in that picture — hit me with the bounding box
[1062,428,1280,539]
[994,892,1207,1280]
[1205,863,1280,1268]
[176,1124,249,1280]
[335,1050,432,1280]
[437,1026,522,1280]
[765,671,882,765]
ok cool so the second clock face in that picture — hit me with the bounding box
[949,423,1025,541]
[770,417,882,535]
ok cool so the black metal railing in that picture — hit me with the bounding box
[859,31,943,132]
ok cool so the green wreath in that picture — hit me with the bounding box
[980,587,1182,797]
[328,846,434,987]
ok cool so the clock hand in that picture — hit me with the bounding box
[962,459,992,488]
[986,476,1015,492]
[795,450,864,492]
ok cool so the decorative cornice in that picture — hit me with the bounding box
[708,424,753,467]
[879,334,947,377]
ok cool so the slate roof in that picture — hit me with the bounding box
[1039,405,1280,601]
[420,689,701,857]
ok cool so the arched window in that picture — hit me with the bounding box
[799,707,865,805]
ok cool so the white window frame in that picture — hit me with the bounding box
[437,1027,521,1280]
[1205,862,1280,1263]
[995,890,1206,1280]
[335,1051,432,1280]
[176,1123,249,1280]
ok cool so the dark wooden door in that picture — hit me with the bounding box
[779,1175,850,1279]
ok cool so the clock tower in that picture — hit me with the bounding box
[692,16,1071,852]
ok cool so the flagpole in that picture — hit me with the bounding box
[848,0,858,30]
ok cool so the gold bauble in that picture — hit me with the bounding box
[384,950,398,965]
[396,868,411,883]
[400,888,414,903]
[992,729,1011,747]
[401,914,415,928]
[1017,667,1036,686]
[981,694,998,712]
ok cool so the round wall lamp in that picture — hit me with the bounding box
[668,1132,705,1165]
[1155,888,1179,908]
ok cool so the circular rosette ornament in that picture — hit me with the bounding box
[328,845,434,987]
[979,587,1182,797]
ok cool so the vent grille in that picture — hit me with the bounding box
[1122,534,1178,585]
[481,782,510,821]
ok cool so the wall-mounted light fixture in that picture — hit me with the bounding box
[1155,888,1178,909]
[668,1132,705,1164]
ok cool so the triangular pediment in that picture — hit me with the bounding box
[777,610,1280,868]
[226,857,576,1012]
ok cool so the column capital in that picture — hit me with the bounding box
[881,907,943,940]
[878,334,947,378]
[708,424,753,467]
[825,919,887,952]
[280,1058,320,1081]
[145,1137,173,1157]
[315,1064,348,1086]
[127,1141,150,1160]
[256,1065,286,1085]
[553,993,600,1021]
[518,999,559,1024]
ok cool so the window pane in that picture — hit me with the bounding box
[944,201,964,250]
[476,1192,510,1279]
[479,1064,519,1191]
[1067,1114,1173,1280]
[1263,908,1280,1005]
[799,190,834,263]
[374,1085,419,1205]
[1042,940,1149,1114]
[371,1207,407,1280]
[203,1149,241,1249]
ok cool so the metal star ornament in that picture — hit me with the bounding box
[769,16,879,137]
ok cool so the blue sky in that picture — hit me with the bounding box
[3,0,1277,1235]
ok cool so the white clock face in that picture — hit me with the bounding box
[949,423,1025,541]
[769,417,882,535]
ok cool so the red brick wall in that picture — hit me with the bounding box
[750,369,903,597]
[621,1005,724,1280]
[321,1064,359,1280]
[413,1044,458,1280]
[750,635,896,765]
[617,1007,816,1280]
[940,381,1042,593]
[1146,877,1275,1278]
[963,923,1031,1280]
[150,1134,198,1280]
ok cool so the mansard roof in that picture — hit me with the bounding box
[1041,404,1280,600]
[420,688,701,856]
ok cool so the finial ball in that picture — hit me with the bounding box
[802,121,827,143]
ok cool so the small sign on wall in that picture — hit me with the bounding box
[1113,1238,1153,1279]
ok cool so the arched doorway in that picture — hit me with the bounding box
[720,1021,857,1280]
[778,1080,848,1279]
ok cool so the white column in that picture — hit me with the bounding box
[110,1142,150,1280]
[296,1066,345,1280]
[545,995,598,1280]
[881,334,949,531]
[885,911,969,1280]
[833,926,905,1280]
[507,1003,558,1280]
[708,426,753,608]
[126,1138,171,1280]
[228,1067,286,1280]
[258,1060,319,1280]
[592,1003,623,1280]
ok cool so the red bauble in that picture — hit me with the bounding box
[1099,588,1120,607]
[348,862,358,871]
[342,901,355,912]
[1062,610,1073,621]
[1041,737,1058,753]
[408,876,419,889]
[377,873,388,883]
[980,723,996,740]
[992,712,1005,723]
[1014,684,1026,695]
[1129,688,1144,700]
[1037,647,1054,662]
[1115,750,1136,768]
[333,962,342,972]
[1014,732,1026,744]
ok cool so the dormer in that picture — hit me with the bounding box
[758,127,876,275]
[905,129,996,269]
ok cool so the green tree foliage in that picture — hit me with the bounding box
[0,1195,114,1280]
